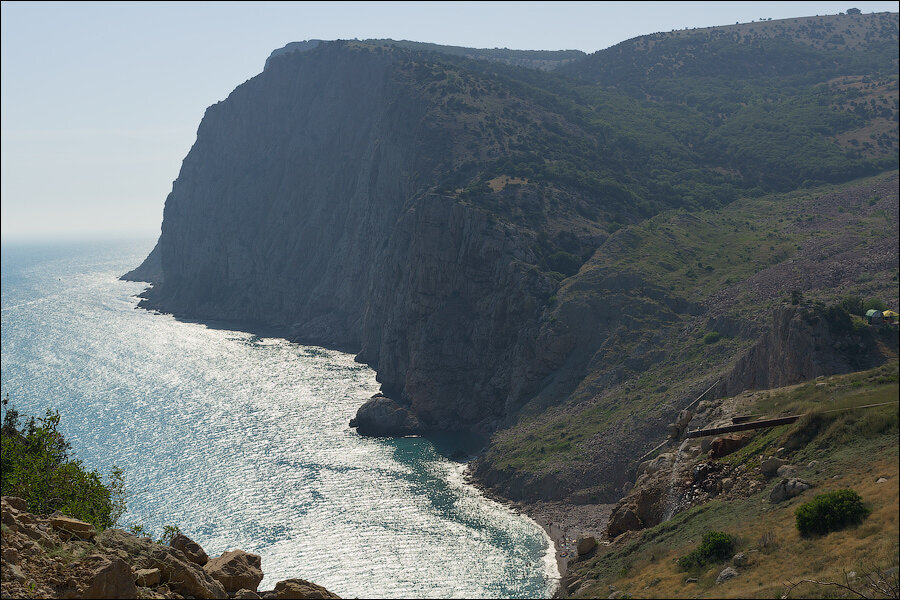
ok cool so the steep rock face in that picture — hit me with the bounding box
[723,305,887,395]
[134,43,557,433]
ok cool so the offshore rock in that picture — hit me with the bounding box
[350,394,424,436]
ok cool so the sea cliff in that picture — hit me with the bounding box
[127,14,899,509]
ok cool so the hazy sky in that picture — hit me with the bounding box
[2,1,898,242]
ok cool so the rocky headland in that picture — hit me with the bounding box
[121,11,899,594]
[0,497,339,600]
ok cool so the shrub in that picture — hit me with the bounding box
[863,298,888,312]
[703,331,721,344]
[677,531,735,571]
[839,295,865,315]
[1,396,125,529]
[795,489,870,536]
[547,251,582,277]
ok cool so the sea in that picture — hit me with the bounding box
[0,239,558,598]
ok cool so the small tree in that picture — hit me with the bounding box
[1,396,125,529]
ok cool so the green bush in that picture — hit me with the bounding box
[703,331,721,344]
[795,489,870,537]
[838,295,865,316]
[1,396,125,529]
[546,251,582,277]
[677,531,735,571]
[863,298,888,313]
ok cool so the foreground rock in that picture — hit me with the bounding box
[49,516,97,541]
[171,531,210,566]
[204,549,264,593]
[0,496,340,599]
[273,578,341,599]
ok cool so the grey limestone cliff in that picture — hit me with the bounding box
[130,41,561,435]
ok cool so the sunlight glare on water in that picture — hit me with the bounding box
[0,240,558,598]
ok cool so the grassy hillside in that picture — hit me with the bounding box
[564,362,899,599]
[475,171,899,503]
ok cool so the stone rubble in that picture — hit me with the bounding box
[0,496,340,599]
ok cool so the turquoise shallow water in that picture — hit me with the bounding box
[0,239,558,598]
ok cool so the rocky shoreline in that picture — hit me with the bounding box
[464,471,614,587]
[0,496,339,599]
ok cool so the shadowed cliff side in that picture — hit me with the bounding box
[129,41,570,435]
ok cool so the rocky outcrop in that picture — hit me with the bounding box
[348,394,423,436]
[723,305,887,397]
[203,550,264,593]
[0,496,339,600]
[81,557,138,599]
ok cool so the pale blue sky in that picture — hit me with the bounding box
[2,1,897,242]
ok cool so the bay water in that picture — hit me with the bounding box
[0,239,558,598]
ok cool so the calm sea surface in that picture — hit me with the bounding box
[0,239,557,598]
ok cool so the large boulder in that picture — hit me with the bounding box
[273,578,341,599]
[204,550,264,593]
[708,435,750,459]
[606,503,642,538]
[576,536,597,556]
[82,556,139,599]
[170,532,210,566]
[349,394,423,436]
[2,496,28,512]
[134,567,161,587]
[760,457,788,477]
[49,516,96,540]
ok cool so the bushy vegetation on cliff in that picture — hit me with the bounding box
[0,396,125,529]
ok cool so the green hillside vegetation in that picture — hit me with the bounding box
[481,170,898,502]
[565,362,899,599]
[559,12,899,190]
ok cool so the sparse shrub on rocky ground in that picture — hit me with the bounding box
[795,488,870,536]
